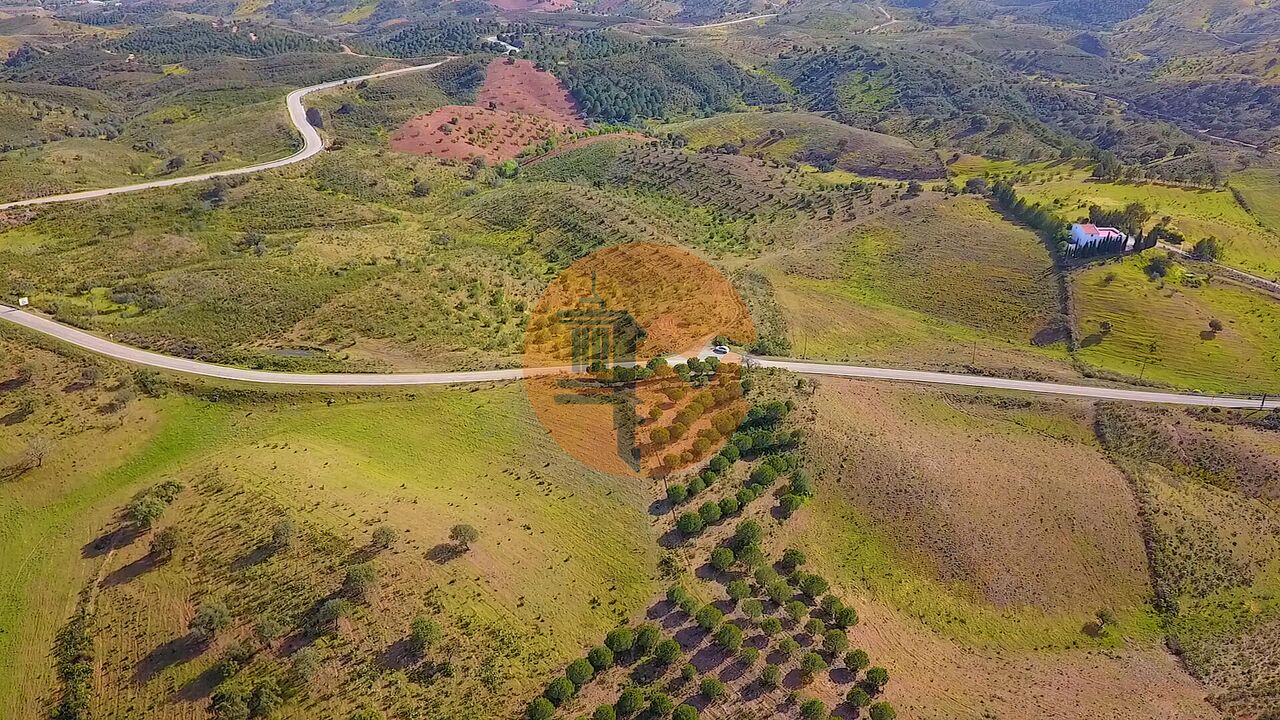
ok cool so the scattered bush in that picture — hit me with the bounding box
[845,648,870,672]
[676,512,705,535]
[781,547,807,569]
[342,563,377,601]
[711,547,735,572]
[371,524,396,550]
[695,605,724,631]
[190,601,231,642]
[865,666,890,693]
[635,623,661,655]
[567,657,596,686]
[800,652,827,676]
[617,687,645,715]
[606,626,636,654]
[869,701,896,720]
[527,697,555,720]
[654,638,682,664]
[822,629,849,655]
[408,616,441,657]
[715,623,743,652]
[800,698,828,720]
[846,686,871,708]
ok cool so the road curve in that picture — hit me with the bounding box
[0,57,455,211]
[3,305,1275,407]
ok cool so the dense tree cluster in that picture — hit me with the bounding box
[520,31,784,122]
[110,22,341,62]
[377,20,505,57]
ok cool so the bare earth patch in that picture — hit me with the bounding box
[476,58,585,129]
[389,105,571,163]
[390,58,586,163]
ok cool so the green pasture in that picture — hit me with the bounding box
[1072,253,1280,394]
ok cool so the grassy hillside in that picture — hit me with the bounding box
[661,111,945,180]
[1071,252,1280,394]
[0,338,657,719]
[759,193,1073,377]
[1097,403,1280,718]
[772,376,1217,720]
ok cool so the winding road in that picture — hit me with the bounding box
[0,56,456,211]
[2,305,1274,407]
[0,24,1274,409]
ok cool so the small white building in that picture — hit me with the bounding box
[1071,223,1132,250]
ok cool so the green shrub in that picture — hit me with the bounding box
[588,645,615,671]
[545,676,576,706]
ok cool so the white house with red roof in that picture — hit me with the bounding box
[1071,223,1131,249]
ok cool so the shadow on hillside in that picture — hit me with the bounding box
[174,663,223,702]
[231,543,277,571]
[135,634,202,683]
[657,528,686,549]
[1,404,32,425]
[376,637,418,672]
[690,644,730,674]
[426,542,467,564]
[82,524,144,559]
[103,552,162,587]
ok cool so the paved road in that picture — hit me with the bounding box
[0,57,455,211]
[3,305,1274,407]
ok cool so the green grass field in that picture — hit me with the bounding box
[1231,168,1280,236]
[0,349,657,718]
[1072,252,1280,394]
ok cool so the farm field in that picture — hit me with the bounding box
[1015,171,1280,280]
[0,342,657,720]
[1071,252,1280,394]
[390,105,572,163]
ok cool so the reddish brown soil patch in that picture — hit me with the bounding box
[476,58,585,130]
[389,105,571,163]
[391,58,586,163]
